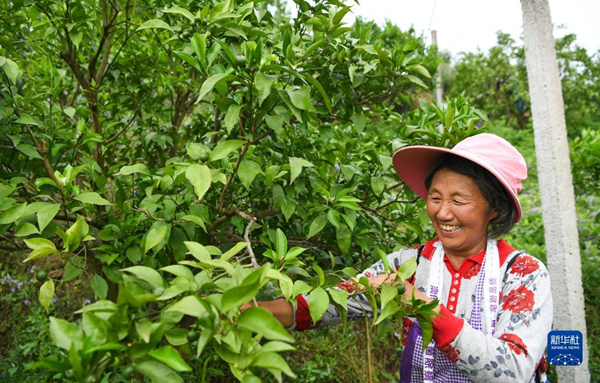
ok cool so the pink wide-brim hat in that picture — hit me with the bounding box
[392,133,527,223]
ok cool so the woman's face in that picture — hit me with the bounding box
[426,169,498,259]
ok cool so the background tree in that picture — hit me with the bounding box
[0,0,484,381]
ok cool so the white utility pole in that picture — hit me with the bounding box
[520,0,590,382]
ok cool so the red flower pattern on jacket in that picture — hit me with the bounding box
[502,285,535,313]
[510,256,540,277]
[463,263,481,279]
[499,333,529,357]
[438,343,461,363]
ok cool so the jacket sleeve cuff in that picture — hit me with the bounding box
[432,304,464,347]
[294,295,313,331]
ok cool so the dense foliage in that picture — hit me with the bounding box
[0,0,488,381]
[445,32,600,135]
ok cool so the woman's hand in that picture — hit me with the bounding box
[238,298,294,328]
[368,274,441,316]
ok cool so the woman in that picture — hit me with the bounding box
[253,133,552,382]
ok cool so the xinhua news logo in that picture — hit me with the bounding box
[547,330,583,366]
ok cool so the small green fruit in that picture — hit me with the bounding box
[164,214,174,224]
[199,152,209,162]
[154,287,165,296]
[235,55,247,67]
[187,330,200,342]
[36,270,48,282]
[198,311,213,329]
[191,323,199,330]
[84,376,97,383]
[397,283,406,295]
[122,366,136,379]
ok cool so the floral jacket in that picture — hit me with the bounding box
[292,239,553,382]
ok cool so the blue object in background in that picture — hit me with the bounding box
[547,330,583,366]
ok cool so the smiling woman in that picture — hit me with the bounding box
[248,133,553,382]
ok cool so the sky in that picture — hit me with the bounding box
[298,0,600,57]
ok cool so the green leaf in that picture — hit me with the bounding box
[14,222,39,237]
[371,177,386,196]
[91,274,109,299]
[149,346,192,372]
[397,258,417,281]
[39,279,54,313]
[266,269,294,299]
[445,105,455,129]
[292,280,312,296]
[309,287,328,325]
[166,296,208,317]
[380,283,398,309]
[163,6,195,22]
[410,64,431,79]
[24,237,55,250]
[160,265,194,282]
[197,74,238,102]
[286,86,311,110]
[75,300,118,313]
[351,113,366,133]
[255,72,277,105]
[289,157,313,184]
[145,221,168,254]
[336,223,351,254]
[303,74,332,113]
[265,115,285,137]
[237,160,261,189]
[181,214,206,232]
[221,265,270,312]
[237,307,295,343]
[312,263,325,286]
[379,155,392,173]
[329,288,348,311]
[173,51,201,71]
[209,140,245,162]
[49,317,83,351]
[137,361,184,383]
[185,164,212,201]
[275,229,287,260]
[15,114,38,125]
[74,192,112,206]
[251,352,296,378]
[374,299,399,325]
[406,75,428,89]
[224,104,242,133]
[37,203,60,233]
[126,246,142,263]
[137,19,174,32]
[121,266,164,289]
[71,32,83,50]
[16,144,42,159]
[115,163,149,176]
[23,238,57,262]
[184,241,211,262]
[221,241,248,261]
[0,203,26,224]
[63,107,76,118]
[326,209,341,229]
[192,33,207,61]
[2,58,20,84]
[307,214,327,239]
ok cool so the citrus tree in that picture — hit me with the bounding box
[0,0,484,381]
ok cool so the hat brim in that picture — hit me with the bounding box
[392,145,523,223]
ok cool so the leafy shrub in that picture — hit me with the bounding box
[0,0,484,381]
